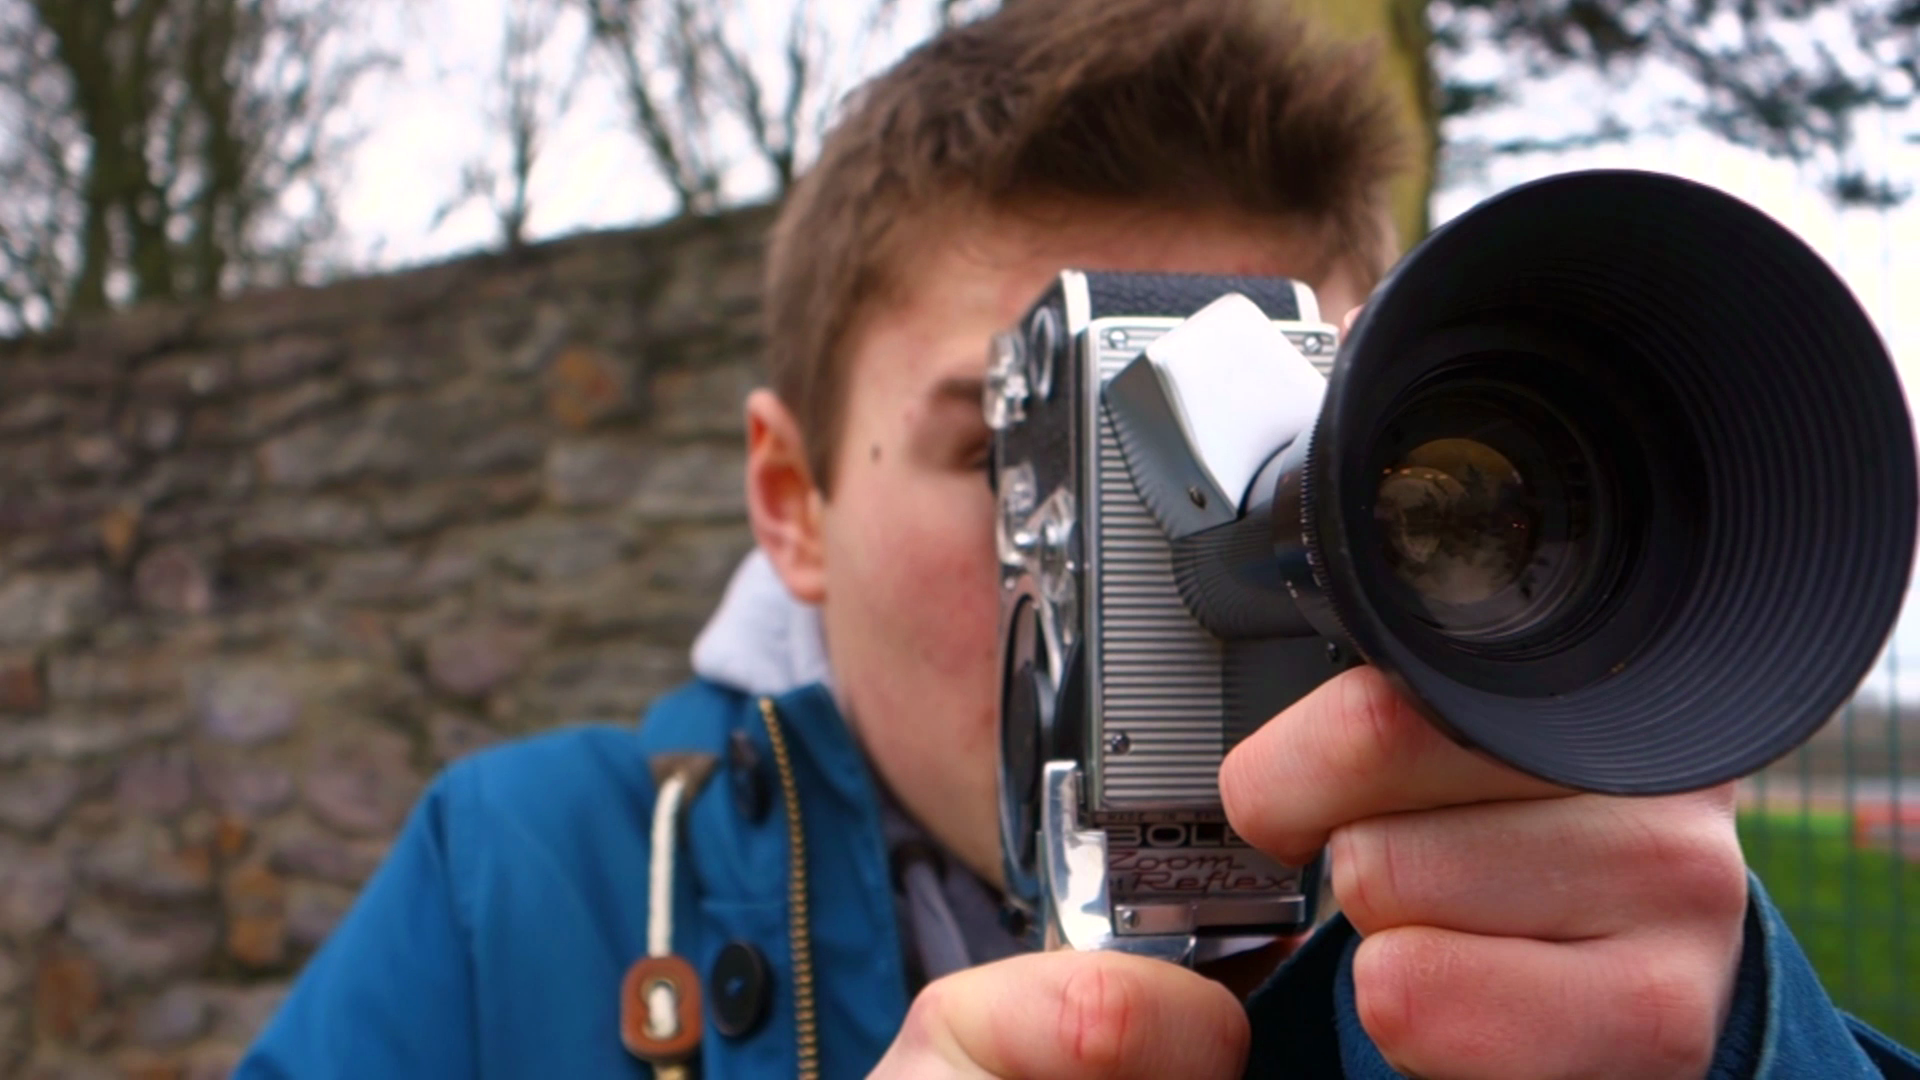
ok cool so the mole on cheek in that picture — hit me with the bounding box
[870,443,882,463]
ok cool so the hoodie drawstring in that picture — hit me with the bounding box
[622,753,718,1078]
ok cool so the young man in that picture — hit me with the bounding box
[240,1,1920,1077]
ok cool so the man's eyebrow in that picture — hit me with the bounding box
[927,376,985,408]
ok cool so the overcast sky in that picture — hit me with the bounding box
[335,0,1920,693]
[338,0,951,269]
[339,1,1920,379]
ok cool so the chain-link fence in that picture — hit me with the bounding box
[1741,641,1919,1045]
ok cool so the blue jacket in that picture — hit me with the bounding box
[239,678,1920,1078]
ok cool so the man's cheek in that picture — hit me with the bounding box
[882,533,998,674]
[870,482,996,579]
[920,581,1000,676]
[878,529,994,653]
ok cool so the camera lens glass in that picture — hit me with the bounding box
[1376,439,1533,607]
[1367,376,1606,650]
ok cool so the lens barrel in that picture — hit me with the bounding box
[1296,170,1918,795]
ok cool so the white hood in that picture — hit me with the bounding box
[690,548,834,697]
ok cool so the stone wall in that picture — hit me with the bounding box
[0,205,776,1078]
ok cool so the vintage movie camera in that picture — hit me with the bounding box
[988,170,1920,963]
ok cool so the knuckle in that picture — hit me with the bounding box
[1623,959,1721,1077]
[900,975,956,1037]
[1618,803,1750,926]
[1681,819,1751,922]
[1328,822,1400,934]
[1328,670,1416,787]
[1685,844,1751,927]
[1219,745,1311,863]
[891,977,957,1060]
[1350,932,1424,1060]
[1217,747,1270,846]
[1054,956,1144,1069]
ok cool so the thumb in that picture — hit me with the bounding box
[873,950,1249,1080]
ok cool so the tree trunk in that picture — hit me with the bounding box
[184,0,242,300]
[38,0,179,313]
[1288,0,1439,251]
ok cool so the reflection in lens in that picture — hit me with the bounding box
[1358,376,1615,655]
[1376,441,1532,604]
[1376,438,1538,610]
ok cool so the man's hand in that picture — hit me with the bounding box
[1221,666,1750,1079]
[869,949,1251,1079]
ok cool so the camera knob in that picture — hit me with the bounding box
[1036,510,1077,596]
[984,330,1030,431]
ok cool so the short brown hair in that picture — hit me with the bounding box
[765,0,1408,493]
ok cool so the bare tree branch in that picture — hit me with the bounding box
[777,4,812,189]
[1433,0,1916,208]
[572,0,878,215]
[0,7,78,328]
[0,0,389,332]
[578,0,720,215]
[435,0,581,251]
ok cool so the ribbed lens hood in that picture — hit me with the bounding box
[1308,169,1918,794]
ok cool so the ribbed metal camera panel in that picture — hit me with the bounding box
[1089,323,1222,812]
[1088,324,1336,813]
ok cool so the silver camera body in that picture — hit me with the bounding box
[991,269,1355,965]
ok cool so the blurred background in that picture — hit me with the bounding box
[0,0,1914,1074]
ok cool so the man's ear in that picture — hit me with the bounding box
[744,388,828,606]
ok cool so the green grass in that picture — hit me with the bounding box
[1738,810,1920,1047]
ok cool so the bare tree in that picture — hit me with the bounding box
[0,8,81,330]
[575,0,720,215]
[0,0,390,332]
[435,0,582,251]
[1431,0,1916,209]
[572,0,907,216]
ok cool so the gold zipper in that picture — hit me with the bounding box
[758,697,819,1080]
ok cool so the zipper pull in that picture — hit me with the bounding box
[623,753,719,1078]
